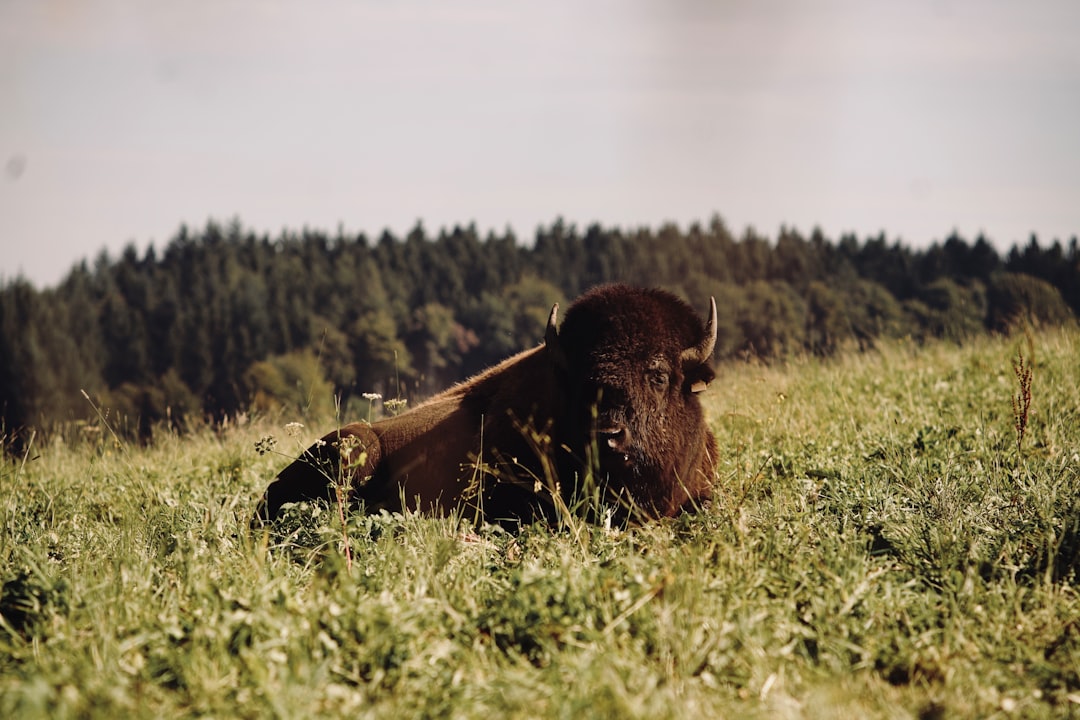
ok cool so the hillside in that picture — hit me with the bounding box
[2,329,1079,717]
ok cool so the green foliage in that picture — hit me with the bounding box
[0,561,70,640]
[3,330,1079,717]
[804,281,847,356]
[988,272,1077,334]
[98,368,201,439]
[460,276,564,374]
[350,310,412,398]
[680,281,744,360]
[736,281,807,358]
[843,278,910,344]
[905,278,988,343]
[309,317,356,391]
[244,350,336,419]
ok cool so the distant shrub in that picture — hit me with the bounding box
[244,349,335,418]
[905,278,986,342]
[98,368,201,439]
[843,279,911,345]
[736,281,806,359]
[987,272,1076,333]
[804,281,847,356]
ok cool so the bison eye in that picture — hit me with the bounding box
[647,368,668,389]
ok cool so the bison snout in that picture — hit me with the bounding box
[597,426,629,452]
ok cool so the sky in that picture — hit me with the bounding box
[2,0,1078,289]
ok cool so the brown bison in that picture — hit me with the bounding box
[255,284,718,526]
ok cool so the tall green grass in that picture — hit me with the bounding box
[2,330,1078,718]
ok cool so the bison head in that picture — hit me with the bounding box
[544,285,717,518]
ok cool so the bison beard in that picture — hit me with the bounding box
[255,284,718,527]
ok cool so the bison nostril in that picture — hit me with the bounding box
[597,426,627,449]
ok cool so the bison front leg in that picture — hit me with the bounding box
[254,423,382,525]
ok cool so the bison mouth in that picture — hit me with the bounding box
[594,425,638,471]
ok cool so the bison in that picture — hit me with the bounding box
[255,284,718,527]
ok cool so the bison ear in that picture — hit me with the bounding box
[686,360,716,394]
[545,303,567,370]
[680,296,717,367]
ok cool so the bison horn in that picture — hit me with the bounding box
[545,303,567,369]
[681,297,717,366]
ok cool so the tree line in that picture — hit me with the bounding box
[1,215,1077,445]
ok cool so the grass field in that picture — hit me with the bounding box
[2,329,1079,718]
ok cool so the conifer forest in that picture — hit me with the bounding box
[1,215,1077,445]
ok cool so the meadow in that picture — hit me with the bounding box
[2,329,1078,718]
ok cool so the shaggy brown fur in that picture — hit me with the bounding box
[255,284,718,526]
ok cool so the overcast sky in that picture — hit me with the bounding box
[2,0,1078,288]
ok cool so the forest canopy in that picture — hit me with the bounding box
[1,215,1077,444]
